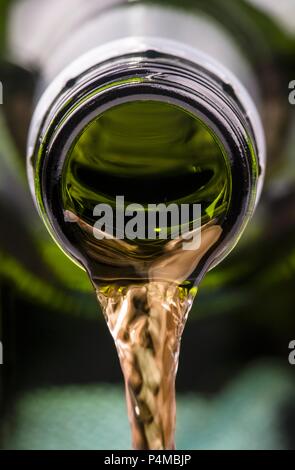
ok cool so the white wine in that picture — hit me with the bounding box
[60,100,231,448]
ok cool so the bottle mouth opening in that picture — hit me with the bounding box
[28,45,261,281]
[62,99,230,218]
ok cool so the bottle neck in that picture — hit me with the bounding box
[28,36,265,280]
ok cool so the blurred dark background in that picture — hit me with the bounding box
[1,0,295,450]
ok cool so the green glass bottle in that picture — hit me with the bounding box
[5,0,295,299]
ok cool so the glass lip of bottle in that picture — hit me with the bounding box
[27,37,266,278]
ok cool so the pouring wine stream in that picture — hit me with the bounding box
[71,212,222,449]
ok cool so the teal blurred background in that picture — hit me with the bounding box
[1,0,295,450]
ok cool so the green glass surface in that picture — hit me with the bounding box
[62,101,231,264]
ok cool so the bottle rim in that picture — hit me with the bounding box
[27,38,265,283]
